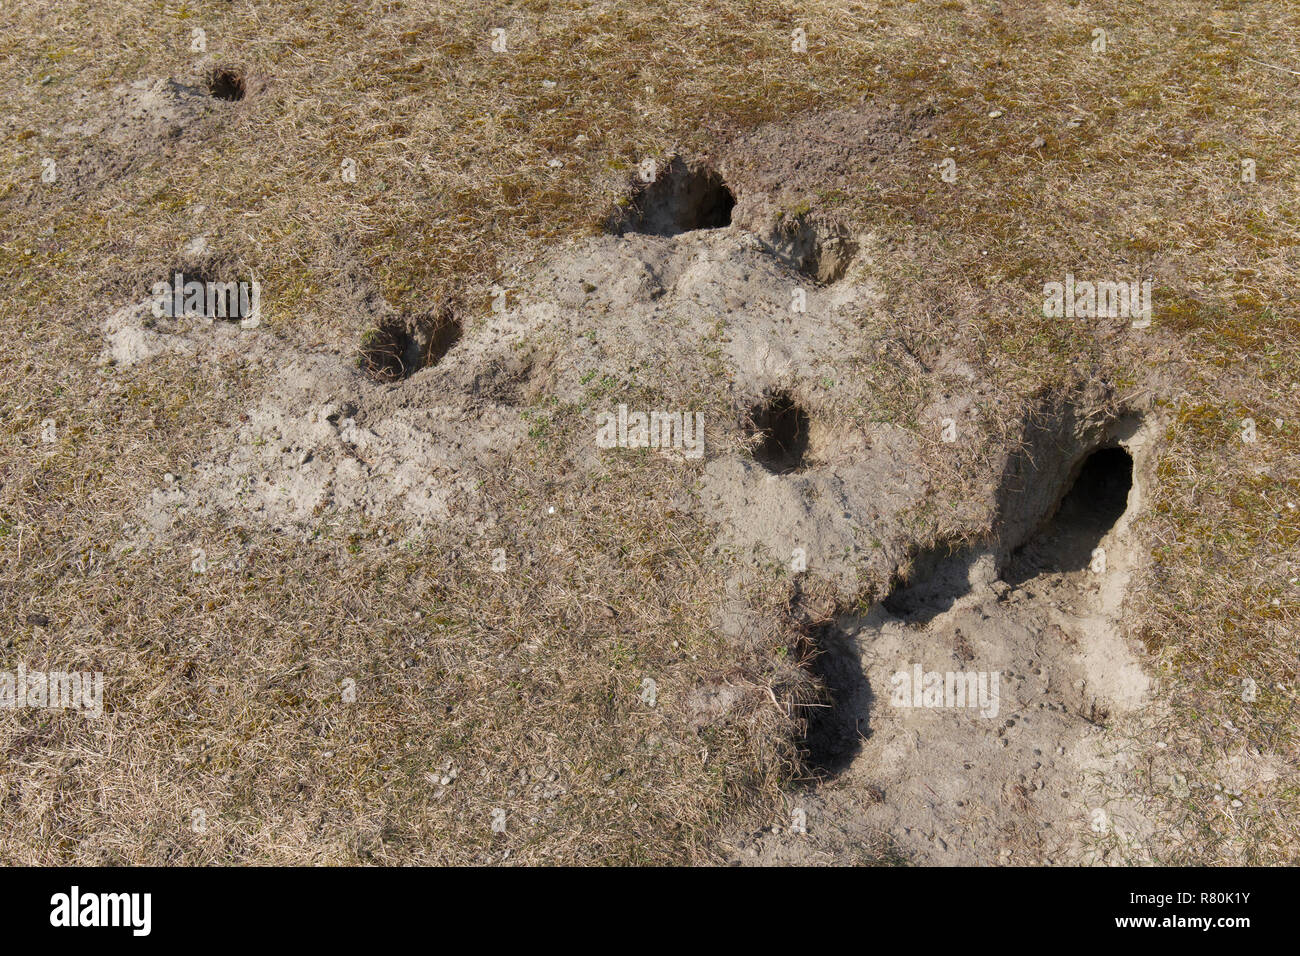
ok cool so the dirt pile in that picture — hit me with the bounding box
[100,99,1167,864]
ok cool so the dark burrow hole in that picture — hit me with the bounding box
[748,390,809,474]
[883,542,982,624]
[801,620,872,777]
[206,68,246,102]
[1003,445,1133,584]
[606,157,734,237]
[154,267,215,290]
[360,311,462,382]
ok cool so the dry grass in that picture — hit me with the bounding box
[0,0,1297,863]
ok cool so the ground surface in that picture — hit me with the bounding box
[1,1,1297,865]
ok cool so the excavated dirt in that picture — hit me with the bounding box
[717,105,935,281]
[64,77,219,145]
[44,67,258,198]
[100,101,1167,865]
[734,416,1160,865]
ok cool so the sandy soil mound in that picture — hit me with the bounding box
[99,103,1169,863]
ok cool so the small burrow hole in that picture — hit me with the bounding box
[748,390,810,474]
[152,267,215,291]
[472,355,533,405]
[607,157,734,237]
[360,321,419,382]
[361,311,462,382]
[145,267,265,322]
[206,68,246,102]
[1004,445,1134,581]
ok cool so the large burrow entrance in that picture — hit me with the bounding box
[1002,445,1133,585]
[834,422,1141,631]
[747,390,809,474]
[360,310,462,382]
[606,157,734,237]
[800,619,872,777]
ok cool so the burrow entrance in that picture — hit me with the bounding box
[875,441,1137,610]
[1003,445,1133,584]
[360,310,462,382]
[801,619,872,777]
[206,67,247,102]
[152,267,215,291]
[747,390,809,474]
[791,428,1142,787]
[606,157,734,237]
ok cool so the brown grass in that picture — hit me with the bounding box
[0,0,1297,863]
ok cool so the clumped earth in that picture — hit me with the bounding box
[1,1,1297,866]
